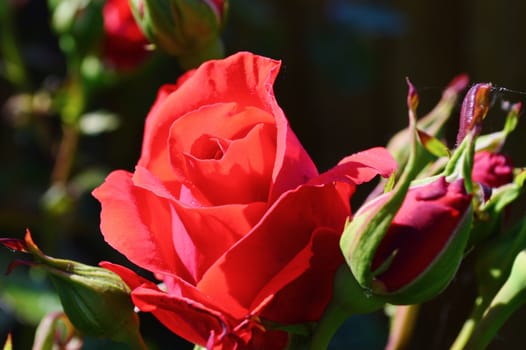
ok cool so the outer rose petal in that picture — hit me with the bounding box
[310,147,397,186]
[260,227,343,322]
[92,171,189,279]
[100,262,227,346]
[196,184,350,322]
[95,166,268,284]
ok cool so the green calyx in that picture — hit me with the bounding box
[9,231,146,349]
[340,79,421,296]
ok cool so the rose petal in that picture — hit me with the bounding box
[101,262,230,346]
[92,171,193,282]
[139,52,288,179]
[196,184,349,321]
[260,227,343,322]
[170,200,267,283]
[108,166,270,284]
[169,104,274,156]
[132,285,227,347]
[269,97,318,201]
[169,105,277,204]
[310,147,397,186]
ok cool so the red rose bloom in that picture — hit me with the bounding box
[472,150,514,188]
[93,52,395,349]
[102,0,149,70]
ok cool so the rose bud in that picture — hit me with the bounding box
[340,80,476,305]
[129,0,228,68]
[472,151,513,188]
[342,176,473,304]
[467,102,522,247]
[102,0,150,70]
[456,83,492,146]
[0,230,146,349]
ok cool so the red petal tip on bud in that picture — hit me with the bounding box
[446,74,470,94]
[512,101,522,113]
[0,238,28,253]
[405,77,419,111]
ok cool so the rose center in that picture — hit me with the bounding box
[190,135,230,160]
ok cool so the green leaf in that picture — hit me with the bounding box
[417,129,450,158]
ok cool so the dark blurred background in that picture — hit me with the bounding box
[1,0,526,349]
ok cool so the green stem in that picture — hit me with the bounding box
[449,296,486,350]
[51,124,80,184]
[51,65,85,185]
[308,301,349,350]
[307,266,385,349]
[385,304,420,350]
[463,250,526,350]
[452,217,526,350]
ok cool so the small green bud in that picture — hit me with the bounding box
[0,230,145,349]
[129,0,228,68]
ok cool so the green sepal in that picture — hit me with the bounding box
[385,75,467,175]
[340,79,421,292]
[470,169,526,245]
[475,101,521,152]
[443,129,475,193]
[417,129,450,158]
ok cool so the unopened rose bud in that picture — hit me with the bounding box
[341,176,473,304]
[129,0,228,68]
[456,83,492,145]
[0,230,146,349]
[472,151,513,188]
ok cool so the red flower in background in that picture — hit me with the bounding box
[93,52,395,349]
[102,0,150,70]
[472,150,514,188]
